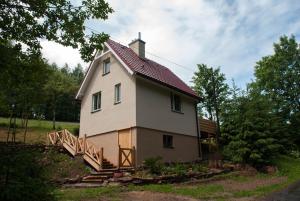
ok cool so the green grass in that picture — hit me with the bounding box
[0,117,79,131]
[0,117,79,143]
[53,156,300,201]
[54,187,123,201]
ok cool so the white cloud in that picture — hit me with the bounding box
[40,40,87,67]
[41,0,300,88]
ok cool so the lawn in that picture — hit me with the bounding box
[0,117,79,143]
[55,156,300,201]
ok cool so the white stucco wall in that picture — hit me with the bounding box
[79,52,136,137]
[136,77,198,136]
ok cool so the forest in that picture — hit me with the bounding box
[192,35,300,167]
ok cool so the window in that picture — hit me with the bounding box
[103,58,110,75]
[171,93,182,112]
[92,92,101,112]
[163,135,173,148]
[114,83,121,104]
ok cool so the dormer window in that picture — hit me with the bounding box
[103,58,110,75]
[171,93,182,113]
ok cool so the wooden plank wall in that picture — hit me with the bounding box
[199,118,216,135]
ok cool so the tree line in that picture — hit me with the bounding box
[0,42,85,142]
[192,35,300,167]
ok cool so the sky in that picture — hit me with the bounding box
[41,0,300,88]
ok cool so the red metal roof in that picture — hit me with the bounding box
[107,39,199,99]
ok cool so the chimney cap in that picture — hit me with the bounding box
[128,32,146,46]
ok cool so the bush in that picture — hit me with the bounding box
[143,156,163,175]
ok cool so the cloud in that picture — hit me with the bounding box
[40,40,87,67]
[42,0,300,88]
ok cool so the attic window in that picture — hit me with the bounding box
[103,58,110,75]
[171,93,182,113]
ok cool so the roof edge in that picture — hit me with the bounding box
[135,72,201,101]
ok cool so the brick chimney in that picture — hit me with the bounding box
[129,32,145,58]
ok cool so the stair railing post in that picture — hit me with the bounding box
[100,147,103,169]
[132,146,136,168]
[83,134,86,154]
[46,132,49,145]
[118,145,121,169]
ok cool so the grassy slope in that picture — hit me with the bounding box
[56,156,300,201]
[0,117,79,143]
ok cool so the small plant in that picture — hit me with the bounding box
[56,125,62,131]
[143,156,163,175]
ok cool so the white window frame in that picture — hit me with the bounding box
[114,83,121,104]
[103,58,110,75]
[92,92,101,112]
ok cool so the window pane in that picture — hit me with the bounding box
[115,84,121,103]
[103,59,110,74]
[92,92,101,111]
[171,93,181,112]
[163,135,173,148]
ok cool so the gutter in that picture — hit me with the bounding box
[195,103,202,159]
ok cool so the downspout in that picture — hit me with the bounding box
[195,103,202,159]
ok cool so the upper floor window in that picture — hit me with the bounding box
[92,92,101,112]
[103,58,110,75]
[171,93,182,112]
[114,83,121,104]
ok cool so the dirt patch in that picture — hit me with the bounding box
[119,191,199,201]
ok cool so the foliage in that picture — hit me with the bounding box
[221,91,283,166]
[192,64,229,141]
[289,149,300,159]
[143,156,163,175]
[254,35,300,146]
[0,0,113,61]
[0,146,55,201]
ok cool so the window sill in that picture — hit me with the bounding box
[102,72,110,76]
[163,146,174,149]
[114,101,121,105]
[91,109,101,113]
[172,109,184,114]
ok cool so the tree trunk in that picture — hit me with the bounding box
[52,107,56,130]
[23,114,29,143]
[6,111,13,143]
[12,116,16,143]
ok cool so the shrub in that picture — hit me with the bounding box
[143,156,163,175]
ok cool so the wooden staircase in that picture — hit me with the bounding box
[48,129,118,171]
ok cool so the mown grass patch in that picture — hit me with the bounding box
[54,187,122,201]
[0,117,79,144]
